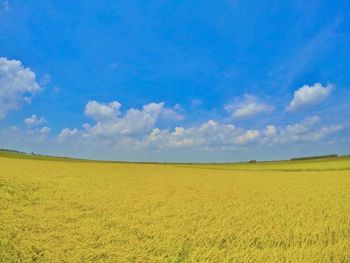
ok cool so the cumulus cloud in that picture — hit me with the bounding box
[0,57,42,119]
[84,101,121,122]
[24,126,51,143]
[287,83,333,112]
[39,126,51,134]
[56,99,343,153]
[58,101,184,143]
[275,116,342,144]
[24,115,46,126]
[84,101,164,137]
[160,107,185,121]
[145,116,342,150]
[146,120,241,149]
[58,128,79,142]
[58,101,259,149]
[81,101,183,138]
[144,121,262,150]
[225,95,274,119]
[234,130,260,145]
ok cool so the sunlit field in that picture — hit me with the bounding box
[1,152,350,262]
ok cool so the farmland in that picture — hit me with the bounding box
[0,152,350,262]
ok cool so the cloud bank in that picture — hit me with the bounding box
[58,101,343,154]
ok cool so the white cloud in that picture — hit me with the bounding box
[55,99,344,154]
[225,95,274,119]
[82,101,183,138]
[59,101,260,149]
[264,125,277,137]
[145,120,241,149]
[84,101,121,122]
[287,83,333,112]
[22,114,51,142]
[24,115,46,126]
[144,116,342,150]
[84,101,164,137]
[275,116,342,144]
[0,57,42,119]
[40,126,51,134]
[160,107,184,121]
[145,120,264,149]
[58,128,79,142]
[25,126,51,143]
[311,125,342,141]
[234,130,260,145]
[284,116,320,136]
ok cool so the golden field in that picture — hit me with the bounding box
[0,153,350,262]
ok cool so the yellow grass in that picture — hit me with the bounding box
[1,154,350,262]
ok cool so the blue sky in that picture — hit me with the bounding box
[0,0,350,162]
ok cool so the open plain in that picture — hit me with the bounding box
[1,152,350,262]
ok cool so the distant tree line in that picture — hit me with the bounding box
[0,148,37,155]
[291,154,338,161]
[0,148,24,154]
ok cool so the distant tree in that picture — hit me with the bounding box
[291,154,338,161]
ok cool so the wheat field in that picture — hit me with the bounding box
[0,153,350,262]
